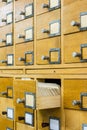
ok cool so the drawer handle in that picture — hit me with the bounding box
[2,111,7,115]
[72,52,81,58]
[1,91,7,96]
[41,55,49,60]
[2,18,7,23]
[18,57,25,62]
[72,100,81,106]
[42,122,49,128]
[17,98,25,104]
[18,116,25,121]
[0,39,6,43]
[41,29,50,33]
[0,60,7,64]
[19,11,25,16]
[42,3,49,8]
[18,34,25,39]
[2,0,7,2]
[71,20,80,27]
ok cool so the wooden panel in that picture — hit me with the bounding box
[64,32,87,63]
[37,9,60,40]
[63,0,87,34]
[0,2,13,27]
[36,37,60,65]
[15,42,33,66]
[0,25,12,47]
[63,0,77,6]
[15,0,33,21]
[15,18,33,44]
[0,77,13,98]
[0,116,13,130]
[36,0,49,15]
[0,47,6,66]
[64,79,87,109]
[16,122,35,130]
[2,69,23,74]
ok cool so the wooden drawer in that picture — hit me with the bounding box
[0,2,13,27]
[63,0,87,34]
[36,0,60,15]
[0,46,14,66]
[0,116,13,130]
[37,9,60,40]
[0,25,12,47]
[64,32,87,64]
[16,122,35,130]
[0,97,14,120]
[0,77,13,98]
[64,79,87,110]
[15,18,33,44]
[64,0,76,6]
[15,0,33,22]
[14,79,60,110]
[36,37,60,65]
[15,42,33,66]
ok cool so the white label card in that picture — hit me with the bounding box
[7,128,11,130]
[50,0,59,8]
[7,108,14,119]
[81,15,87,28]
[50,119,59,130]
[25,5,33,17]
[7,0,12,3]
[84,126,87,130]
[25,93,35,108]
[25,29,33,40]
[50,22,60,35]
[7,55,13,64]
[7,13,12,24]
[7,34,12,45]
[25,113,33,125]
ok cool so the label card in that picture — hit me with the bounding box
[7,108,14,120]
[81,14,87,28]
[7,128,12,130]
[50,118,60,130]
[82,124,87,130]
[6,33,12,45]
[50,20,60,36]
[25,92,35,108]
[25,4,33,18]
[7,54,13,65]
[25,112,34,126]
[49,0,60,9]
[25,28,33,41]
[7,13,13,24]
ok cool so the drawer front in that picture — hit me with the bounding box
[0,25,12,47]
[64,32,87,64]
[16,122,35,130]
[36,37,60,65]
[37,9,60,40]
[15,0,33,21]
[15,18,33,44]
[15,42,33,66]
[36,0,60,15]
[64,79,87,109]
[0,77,13,98]
[0,2,13,27]
[0,116,13,130]
[63,0,87,34]
[0,98,14,119]
[0,46,13,66]
[64,0,76,6]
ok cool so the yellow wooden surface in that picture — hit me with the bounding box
[36,37,60,65]
[16,122,35,130]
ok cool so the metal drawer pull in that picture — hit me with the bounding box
[42,122,49,128]
[2,0,7,2]
[1,91,7,95]
[72,100,81,106]
[18,57,25,61]
[19,11,25,16]
[41,56,49,60]
[2,111,7,115]
[0,60,7,63]
[71,20,80,27]
[18,34,25,39]
[17,98,25,104]
[2,18,7,22]
[18,116,25,121]
[41,29,50,33]
[72,52,81,58]
[42,3,49,8]
[0,39,6,43]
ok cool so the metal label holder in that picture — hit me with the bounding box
[25,27,34,42]
[6,33,13,46]
[25,112,34,126]
[7,54,14,66]
[25,51,34,65]
[25,3,34,19]
[49,117,60,130]
[80,12,87,31]
[7,86,13,98]
[80,92,87,111]
[49,0,61,11]
[6,12,13,25]
[80,44,87,62]
[7,108,14,120]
